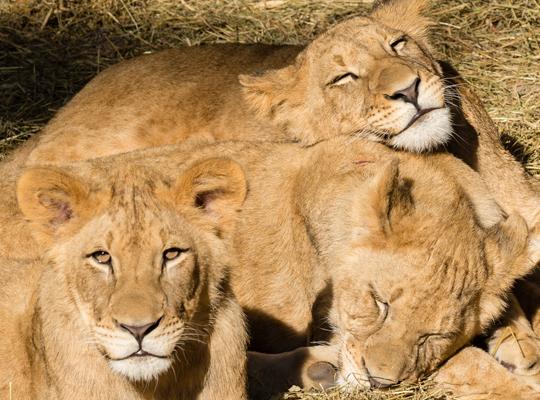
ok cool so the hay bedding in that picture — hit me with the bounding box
[0,0,538,399]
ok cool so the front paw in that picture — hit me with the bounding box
[490,326,540,390]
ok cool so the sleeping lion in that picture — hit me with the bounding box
[0,158,248,399]
[6,137,539,398]
[1,0,539,392]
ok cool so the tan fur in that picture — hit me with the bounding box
[248,345,339,397]
[21,0,449,166]
[485,296,540,391]
[0,158,248,399]
[4,138,539,395]
[2,0,540,392]
[434,347,540,400]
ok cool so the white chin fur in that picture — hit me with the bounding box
[109,356,171,381]
[389,108,452,153]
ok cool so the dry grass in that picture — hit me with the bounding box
[278,380,450,400]
[0,0,538,398]
[1,0,539,168]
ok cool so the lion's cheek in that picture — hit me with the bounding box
[72,268,113,323]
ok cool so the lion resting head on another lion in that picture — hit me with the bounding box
[2,139,540,397]
[240,0,450,151]
[23,0,453,166]
[285,143,540,389]
[1,157,248,399]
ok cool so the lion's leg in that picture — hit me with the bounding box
[434,346,540,400]
[449,76,540,227]
[485,294,540,390]
[247,345,339,399]
[196,298,248,400]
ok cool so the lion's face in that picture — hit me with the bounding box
[306,156,539,389]
[17,158,246,382]
[55,206,218,381]
[334,245,481,388]
[240,0,451,152]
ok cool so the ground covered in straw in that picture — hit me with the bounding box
[0,0,538,399]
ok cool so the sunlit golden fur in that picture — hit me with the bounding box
[485,296,540,391]
[5,138,539,393]
[0,157,248,399]
[434,347,540,400]
[22,0,451,167]
[1,0,540,392]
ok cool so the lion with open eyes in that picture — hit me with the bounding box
[2,0,540,393]
[0,158,248,399]
[16,2,540,375]
[22,0,449,165]
[8,138,540,398]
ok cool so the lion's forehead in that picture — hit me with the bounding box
[321,16,393,41]
[339,246,486,296]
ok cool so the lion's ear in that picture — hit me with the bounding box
[364,159,413,236]
[370,0,432,46]
[174,158,247,234]
[17,167,92,246]
[239,64,299,119]
[479,215,540,327]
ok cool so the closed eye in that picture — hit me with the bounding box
[375,299,389,322]
[328,72,358,86]
[370,285,389,323]
[418,332,456,347]
[390,36,407,52]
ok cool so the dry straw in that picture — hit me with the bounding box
[0,0,538,398]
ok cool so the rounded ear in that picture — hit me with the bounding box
[479,214,540,327]
[17,167,91,246]
[365,159,413,236]
[239,64,299,118]
[370,0,433,46]
[173,158,247,234]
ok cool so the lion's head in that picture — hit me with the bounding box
[297,148,540,388]
[240,0,451,152]
[17,158,246,382]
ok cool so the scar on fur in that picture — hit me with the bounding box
[354,160,374,166]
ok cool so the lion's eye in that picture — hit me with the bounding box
[390,36,407,52]
[163,247,188,262]
[328,72,358,86]
[89,250,112,265]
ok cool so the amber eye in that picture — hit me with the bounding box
[89,250,112,265]
[163,247,188,262]
[390,36,407,52]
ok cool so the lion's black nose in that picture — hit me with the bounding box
[386,77,420,106]
[119,318,161,344]
[364,362,395,389]
[367,374,393,389]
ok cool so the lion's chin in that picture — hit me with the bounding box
[109,356,172,381]
[389,108,452,153]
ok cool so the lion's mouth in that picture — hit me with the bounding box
[399,107,442,133]
[109,349,168,361]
